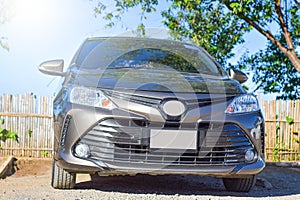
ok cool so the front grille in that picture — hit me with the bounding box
[104,91,161,108]
[104,90,235,109]
[79,119,254,167]
[185,96,235,109]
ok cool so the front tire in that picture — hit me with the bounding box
[51,159,76,189]
[223,175,257,192]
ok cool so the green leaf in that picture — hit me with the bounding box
[0,134,7,142]
[104,13,113,20]
[6,130,18,142]
[0,127,4,133]
[42,151,49,157]
[0,128,7,141]
[229,2,243,13]
[242,85,249,90]
[0,118,4,125]
[293,138,300,144]
[28,129,32,138]
[137,23,146,36]
[286,116,294,125]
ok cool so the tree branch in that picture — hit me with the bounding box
[224,1,300,72]
[223,1,288,54]
[294,0,300,8]
[274,0,294,50]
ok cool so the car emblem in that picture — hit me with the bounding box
[161,99,186,117]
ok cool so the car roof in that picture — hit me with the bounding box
[85,36,193,47]
[83,36,216,59]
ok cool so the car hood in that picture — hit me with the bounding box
[71,68,245,94]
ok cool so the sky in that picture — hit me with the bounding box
[0,0,269,97]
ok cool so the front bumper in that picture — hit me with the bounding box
[56,104,265,177]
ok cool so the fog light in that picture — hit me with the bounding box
[74,143,90,158]
[245,150,255,162]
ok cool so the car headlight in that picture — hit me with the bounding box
[69,86,114,109]
[225,94,259,113]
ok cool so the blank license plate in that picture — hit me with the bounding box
[150,129,197,150]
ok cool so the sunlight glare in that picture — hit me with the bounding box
[15,0,49,26]
[7,0,61,47]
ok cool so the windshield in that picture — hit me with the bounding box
[108,48,201,73]
[75,38,227,77]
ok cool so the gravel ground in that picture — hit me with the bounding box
[0,158,299,200]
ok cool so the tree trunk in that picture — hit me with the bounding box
[223,1,300,73]
[286,50,300,72]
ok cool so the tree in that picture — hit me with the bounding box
[230,0,300,99]
[94,0,251,66]
[238,36,300,99]
[222,0,300,72]
[94,0,300,99]
[160,2,250,66]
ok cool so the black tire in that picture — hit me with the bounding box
[51,160,76,189]
[223,175,257,192]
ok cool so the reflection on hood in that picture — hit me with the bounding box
[73,68,244,94]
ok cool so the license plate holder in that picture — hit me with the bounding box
[150,129,197,150]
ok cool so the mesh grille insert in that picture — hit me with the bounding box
[80,119,254,167]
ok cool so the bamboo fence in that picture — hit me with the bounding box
[259,99,300,162]
[0,93,299,161]
[0,94,53,158]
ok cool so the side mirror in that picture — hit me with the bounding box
[229,69,248,84]
[38,59,66,76]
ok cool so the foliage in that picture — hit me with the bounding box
[0,118,18,149]
[272,115,300,161]
[222,0,300,72]
[94,0,159,34]
[160,1,251,66]
[286,116,294,125]
[272,141,286,162]
[28,129,32,138]
[41,151,49,157]
[237,37,300,100]
[94,0,300,99]
[94,0,251,66]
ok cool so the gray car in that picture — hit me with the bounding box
[39,37,265,192]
